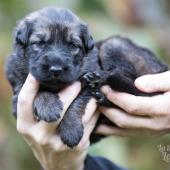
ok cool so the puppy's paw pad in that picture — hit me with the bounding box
[81,72,101,88]
[82,72,101,82]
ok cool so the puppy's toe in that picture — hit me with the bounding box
[59,121,84,148]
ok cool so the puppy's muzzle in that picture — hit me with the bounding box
[43,52,69,78]
[49,66,63,77]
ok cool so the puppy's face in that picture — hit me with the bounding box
[15,7,94,86]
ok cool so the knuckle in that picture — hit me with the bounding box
[163,106,170,115]
[76,139,89,150]
[152,125,163,131]
[39,140,48,146]
[151,121,165,131]
[155,123,170,131]
[36,138,48,146]
[17,95,28,106]
[17,123,28,135]
[127,105,138,114]
[106,93,113,101]
[115,117,126,128]
[34,134,49,146]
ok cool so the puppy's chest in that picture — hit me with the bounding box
[39,82,68,93]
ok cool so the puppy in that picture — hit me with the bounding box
[6,7,168,147]
[6,7,100,147]
[89,36,169,142]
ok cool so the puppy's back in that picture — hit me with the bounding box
[96,36,168,76]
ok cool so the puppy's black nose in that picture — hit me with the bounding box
[49,66,63,76]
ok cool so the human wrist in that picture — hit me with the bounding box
[34,147,87,170]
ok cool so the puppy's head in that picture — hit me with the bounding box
[14,7,94,86]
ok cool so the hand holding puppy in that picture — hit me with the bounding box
[17,74,98,170]
[97,71,170,136]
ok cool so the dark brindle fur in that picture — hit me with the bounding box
[6,7,168,147]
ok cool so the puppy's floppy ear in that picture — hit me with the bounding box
[15,20,32,47]
[80,24,94,52]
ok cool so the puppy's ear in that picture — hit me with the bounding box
[15,20,32,47]
[80,24,94,52]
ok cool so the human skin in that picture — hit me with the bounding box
[96,71,170,136]
[16,71,170,169]
[17,74,99,170]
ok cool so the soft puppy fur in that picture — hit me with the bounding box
[6,7,168,147]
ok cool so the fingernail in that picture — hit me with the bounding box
[101,86,111,94]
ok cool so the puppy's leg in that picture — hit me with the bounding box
[12,94,19,118]
[81,71,114,107]
[59,90,93,147]
[12,84,24,118]
[81,71,108,88]
[107,67,140,94]
[33,92,63,122]
[106,67,161,96]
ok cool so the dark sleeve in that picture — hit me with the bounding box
[84,155,128,170]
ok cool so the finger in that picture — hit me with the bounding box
[82,98,97,124]
[58,82,81,115]
[84,110,100,136]
[95,125,161,137]
[95,125,136,137]
[135,71,170,93]
[77,111,100,150]
[101,86,170,116]
[30,121,58,138]
[17,74,39,123]
[49,135,68,151]
[100,107,157,130]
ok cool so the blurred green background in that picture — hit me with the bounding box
[0,0,170,170]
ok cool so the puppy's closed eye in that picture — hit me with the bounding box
[69,37,82,48]
[69,37,83,55]
[29,40,46,46]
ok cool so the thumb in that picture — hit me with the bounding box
[135,71,170,93]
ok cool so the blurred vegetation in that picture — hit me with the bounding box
[0,0,170,170]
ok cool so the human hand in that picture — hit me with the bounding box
[96,71,170,137]
[17,74,99,170]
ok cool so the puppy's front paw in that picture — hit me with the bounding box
[81,72,101,88]
[59,119,84,148]
[33,92,63,122]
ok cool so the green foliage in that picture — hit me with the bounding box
[77,0,105,13]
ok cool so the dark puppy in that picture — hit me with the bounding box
[88,36,168,142]
[6,7,168,147]
[93,36,168,99]
[6,7,98,147]
[6,7,96,120]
